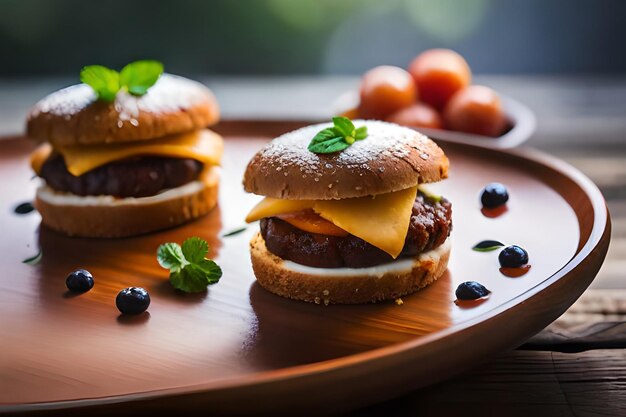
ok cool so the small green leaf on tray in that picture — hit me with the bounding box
[308,116,367,154]
[157,237,222,293]
[222,226,248,237]
[22,249,42,265]
[472,240,505,252]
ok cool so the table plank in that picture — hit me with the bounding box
[350,349,626,417]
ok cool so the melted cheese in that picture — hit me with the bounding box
[245,198,314,222]
[246,185,418,258]
[31,129,223,176]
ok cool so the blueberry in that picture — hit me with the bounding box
[499,245,529,268]
[65,269,94,293]
[455,281,490,300]
[480,183,509,208]
[116,287,150,315]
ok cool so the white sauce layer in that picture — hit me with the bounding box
[36,180,204,207]
[282,238,450,278]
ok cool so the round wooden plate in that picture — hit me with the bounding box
[0,121,610,416]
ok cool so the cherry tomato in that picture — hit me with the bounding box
[359,65,417,119]
[409,49,471,110]
[386,103,443,130]
[443,85,507,137]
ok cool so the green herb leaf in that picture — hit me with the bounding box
[157,242,186,271]
[80,60,163,101]
[472,240,505,252]
[181,236,209,264]
[156,237,222,293]
[22,249,42,265]
[194,259,222,284]
[309,127,340,145]
[119,60,164,96]
[332,116,355,138]
[169,267,206,293]
[308,136,350,154]
[355,126,368,140]
[80,65,120,102]
[308,117,368,154]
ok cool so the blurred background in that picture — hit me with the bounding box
[1,0,625,76]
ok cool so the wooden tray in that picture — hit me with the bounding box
[0,121,610,415]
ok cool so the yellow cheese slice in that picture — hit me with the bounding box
[245,198,314,222]
[31,129,223,176]
[30,143,53,175]
[246,185,418,258]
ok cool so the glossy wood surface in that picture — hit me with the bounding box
[0,121,610,415]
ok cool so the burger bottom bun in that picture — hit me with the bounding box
[35,166,219,238]
[250,232,450,304]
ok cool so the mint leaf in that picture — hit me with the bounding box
[355,126,368,140]
[472,240,505,252]
[157,242,186,271]
[308,117,367,154]
[308,136,350,154]
[120,60,163,96]
[80,65,120,102]
[80,60,163,101]
[309,128,340,145]
[181,236,208,264]
[332,116,355,137]
[157,237,221,293]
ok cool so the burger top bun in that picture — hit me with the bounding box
[26,74,220,147]
[243,120,449,200]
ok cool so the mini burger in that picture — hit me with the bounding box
[243,118,452,304]
[26,61,223,238]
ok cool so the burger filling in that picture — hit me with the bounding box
[260,191,452,269]
[29,129,223,198]
[39,154,203,198]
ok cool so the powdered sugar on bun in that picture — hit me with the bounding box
[243,120,448,200]
[27,74,220,147]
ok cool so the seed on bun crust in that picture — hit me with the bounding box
[243,120,449,200]
[27,74,219,147]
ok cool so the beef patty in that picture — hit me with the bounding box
[40,155,203,198]
[260,191,452,268]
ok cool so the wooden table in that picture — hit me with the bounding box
[1,76,624,416]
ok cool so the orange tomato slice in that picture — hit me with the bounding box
[276,210,349,237]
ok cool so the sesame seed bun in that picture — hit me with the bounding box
[243,120,449,200]
[250,232,450,304]
[35,167,219,238]
[26,74,219,147]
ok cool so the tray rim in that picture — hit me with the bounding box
[0,130,610,414]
